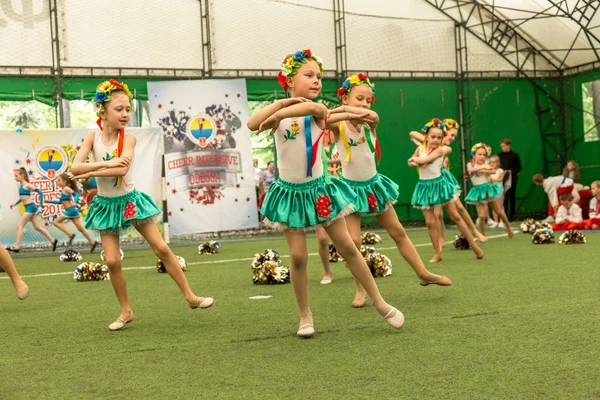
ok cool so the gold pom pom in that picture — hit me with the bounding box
[156,256,187,273]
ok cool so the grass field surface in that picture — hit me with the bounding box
[1,228,599,399]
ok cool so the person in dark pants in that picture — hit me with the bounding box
[498,138,521,220]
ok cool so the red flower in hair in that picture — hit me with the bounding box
[303,49,312,58]
[357,73,367,81]
[337,87,346,97]
[432,118,441,124]
[371,96,376,104]
[109,79,124,89]
[277,72,287,88]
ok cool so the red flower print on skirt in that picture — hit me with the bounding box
[123,201,137,219]
[315,194,333,219]
[367,193,378,212]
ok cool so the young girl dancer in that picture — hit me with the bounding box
[48,173,98,252]
[7,167,58,252]
[465,143,513,237]
[71,79,213,331]
[488,156,506,228]
[1,246,29,300]
[409,119,483,261]
[248,50,404,337]
[410,119,487,249]
[327,74,451,308]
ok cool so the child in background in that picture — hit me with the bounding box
[552,192,584,230]
[533,174,580,223]
[584,180,600,229]
[489,155,506,228]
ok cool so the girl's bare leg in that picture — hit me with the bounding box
[0,246,29,299]
[490,200,514,238]
[447,202,484,259]
[344,213,367,308]
[423,207,442,262]
[100,233,132,323]
[283,230,313,333]
[315,225,332,284]
[455,198,487,242]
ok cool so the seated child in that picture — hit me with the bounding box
[533,173,584,222]
[551,192,584,230]
[584,180,600,229]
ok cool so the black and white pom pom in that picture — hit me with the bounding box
[453,234,471,250]
[60,249,82,262]
[100,249,124,261]
[361,232,382,245]
[250,249,290,285]
[328,243,343,262]
[532,227,555,244]
[198,241,221,255]
[73,262,110,281]
[156,256,187,273]
[558,230,586,245]
[520,218,536,233]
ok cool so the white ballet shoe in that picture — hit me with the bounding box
[320,277,332,285]
[384,307,405,329]
[297,324,315,338]
[188,297,214,309]
[108,312,134,331]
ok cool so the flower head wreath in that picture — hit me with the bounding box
[470,142,491,157]
[421,118,447,136]
[92,79,133,130]
[443,118,459,131]
[337,73,376,103]
[278,49,324,97]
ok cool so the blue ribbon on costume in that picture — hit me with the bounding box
[305,116,313,177]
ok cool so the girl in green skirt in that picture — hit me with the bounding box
[249,49,404,337]
[327,74,451,309]
[409,120,484,262]
[465,143,513,238]
[410,119,488,249]
[71,79,213,331]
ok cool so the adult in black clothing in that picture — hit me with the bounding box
[498,138,521,220]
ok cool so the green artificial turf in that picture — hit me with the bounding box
[1,228,599,399]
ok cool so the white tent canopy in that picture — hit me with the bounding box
[0,0,599,78]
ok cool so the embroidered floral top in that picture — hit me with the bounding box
[417,150,443,180]
[335,121,378,181]
[92,131,135,197]
[273,117,324,183]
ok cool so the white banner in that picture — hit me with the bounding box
[148,79,259,235]
[0,128,162,246]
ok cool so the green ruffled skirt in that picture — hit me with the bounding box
[340,173,398,215]
[465,182,502,204]
[85,189,162,234]
[441,168,461,195]
[411,175,458,209]
[261,175,356,230]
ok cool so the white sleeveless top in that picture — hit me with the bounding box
[92,131,135,197]
[274,117,324,183]
[417,149,443,180]
[335,121,378,181]
[471,163,491,186]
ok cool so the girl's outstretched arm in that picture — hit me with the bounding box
[409,131,425,146]
[71,131,130,175]
[412,148,444,165]
[247,98,311,131]
[256,102,328,135]
[329,106,379,127]
[72,135,136,179]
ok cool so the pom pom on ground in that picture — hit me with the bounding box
[100,249,124,261]
[361,232,382,245]
[329,243,343,262]
[156,256,187,273]
[73,262,110,281]
[532,227,555,244]
[558,230,586,245]
[520,218,536,233]
[198,241,220,255]
[251,249,290,285]
[360,245,392,278]
[453,234,471,250]
[60,249,82,262]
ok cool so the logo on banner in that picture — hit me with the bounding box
[36,145,68,180]
[186,114,217,148]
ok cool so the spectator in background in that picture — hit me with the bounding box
[263,161,276,189]
[498,138,521,220]
[562,160,581,183]
[253,158,264,196]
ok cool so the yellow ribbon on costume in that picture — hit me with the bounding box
[339,122,351,167]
